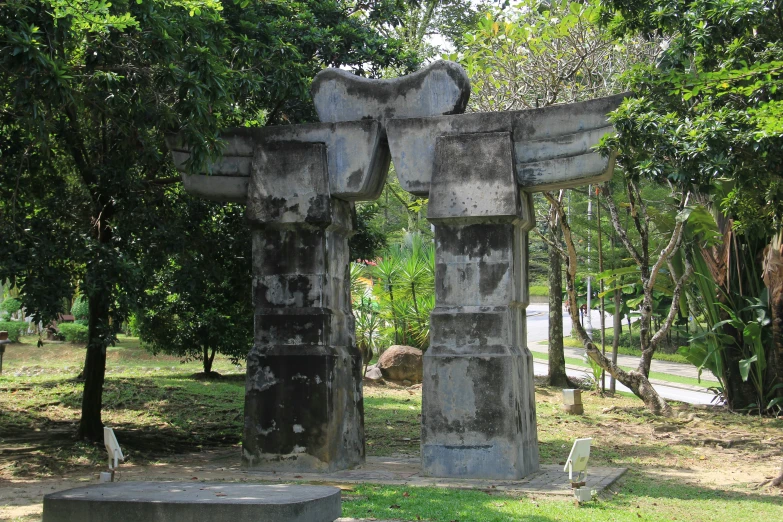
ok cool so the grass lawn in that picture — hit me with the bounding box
[529,350,714,389]
[529,284,549,297]
[1,338,781,521]
[540,335,691,364]
[341,475,780,521]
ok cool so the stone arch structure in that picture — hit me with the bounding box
[167,61,623,479]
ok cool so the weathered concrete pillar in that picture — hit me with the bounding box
[242,141,363,471]
[420,132,539,479]
[386,93,625,478]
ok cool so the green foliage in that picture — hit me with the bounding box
[70,297,89,321]
[583,350,603,390]
[368,0,488,60]
[135,197,252,373]
[529,285,549,297]
[455,0,654,111]
[676,205,780,411]
[0,0,419,330]
[350,202,388,262]
[353,233,435,352]
[599,0,783,238]
[58,322,89,344]
[0,0,420,435]
[0,320,26,342]
[0,297,21,320]
[126,313,140,337]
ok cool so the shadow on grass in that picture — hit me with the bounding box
[0,373,244,477]
[538,436,694,468]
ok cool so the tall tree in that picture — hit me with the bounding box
[458,0,654,387]
[135,195,252,376]
[0,0,417,441]
[599,0,783,411]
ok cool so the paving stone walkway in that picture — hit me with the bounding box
[247,456,626,497]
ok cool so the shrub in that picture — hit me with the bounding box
[59,323,89,344]
[71,297,89,321]
[0,298,22,320]
[126,313,140,336]
[0,321,26,342]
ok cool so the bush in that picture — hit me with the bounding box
[59,323,89,344]
[126,313,140,337]
[0,298,22,320]
[71,297,89,321]
[0,321,26,342]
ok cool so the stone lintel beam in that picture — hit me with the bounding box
[387,93,626,196]
[243,141,364,472]
[167,119,389,203]
[421,132,539,479]
[311,61,470,126]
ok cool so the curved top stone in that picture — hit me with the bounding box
[386,93,627,196]
[311,61,470,124]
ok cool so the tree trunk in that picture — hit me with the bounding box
[547,226,570,388]
[77,191,115,442]
[566,256,672,416]
[637,293,654,376]
[77,265,111,442]
[724,340,760,409]
[544,190,672,416]
[203,345,216,374]
[610,288,621,393]
[763,234,783,404]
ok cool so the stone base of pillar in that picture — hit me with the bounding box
[421,315,539,479]
[243,345,364,472]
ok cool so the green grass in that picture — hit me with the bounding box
[540,335,691,364]
[364,386,421,456]
[3,339,783,522]
[341,473,783,521]
[530,351,713,389]
[529,284,549,297]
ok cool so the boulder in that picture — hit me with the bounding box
[377,345,423,383]
[364,364,384,383]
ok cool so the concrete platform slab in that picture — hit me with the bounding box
[247,456,626,497]
[43,482,341,522]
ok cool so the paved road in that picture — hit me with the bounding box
[526,304,718,382]
[526,304,720,405]
[531,361,718,405]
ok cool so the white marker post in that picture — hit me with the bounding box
[564,437,593,502]
[102,427,124,482]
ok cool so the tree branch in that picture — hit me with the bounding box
[601,182,644,265]
[650,256,693,350]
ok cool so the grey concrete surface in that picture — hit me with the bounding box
[420,131,539,479]
[244,147,364,471]
[311,60,470,125]
[42,482,341,522]
[167,119,390,202]
[165,62,628,480]
[247,456,625,497]
[386,93,625,196]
